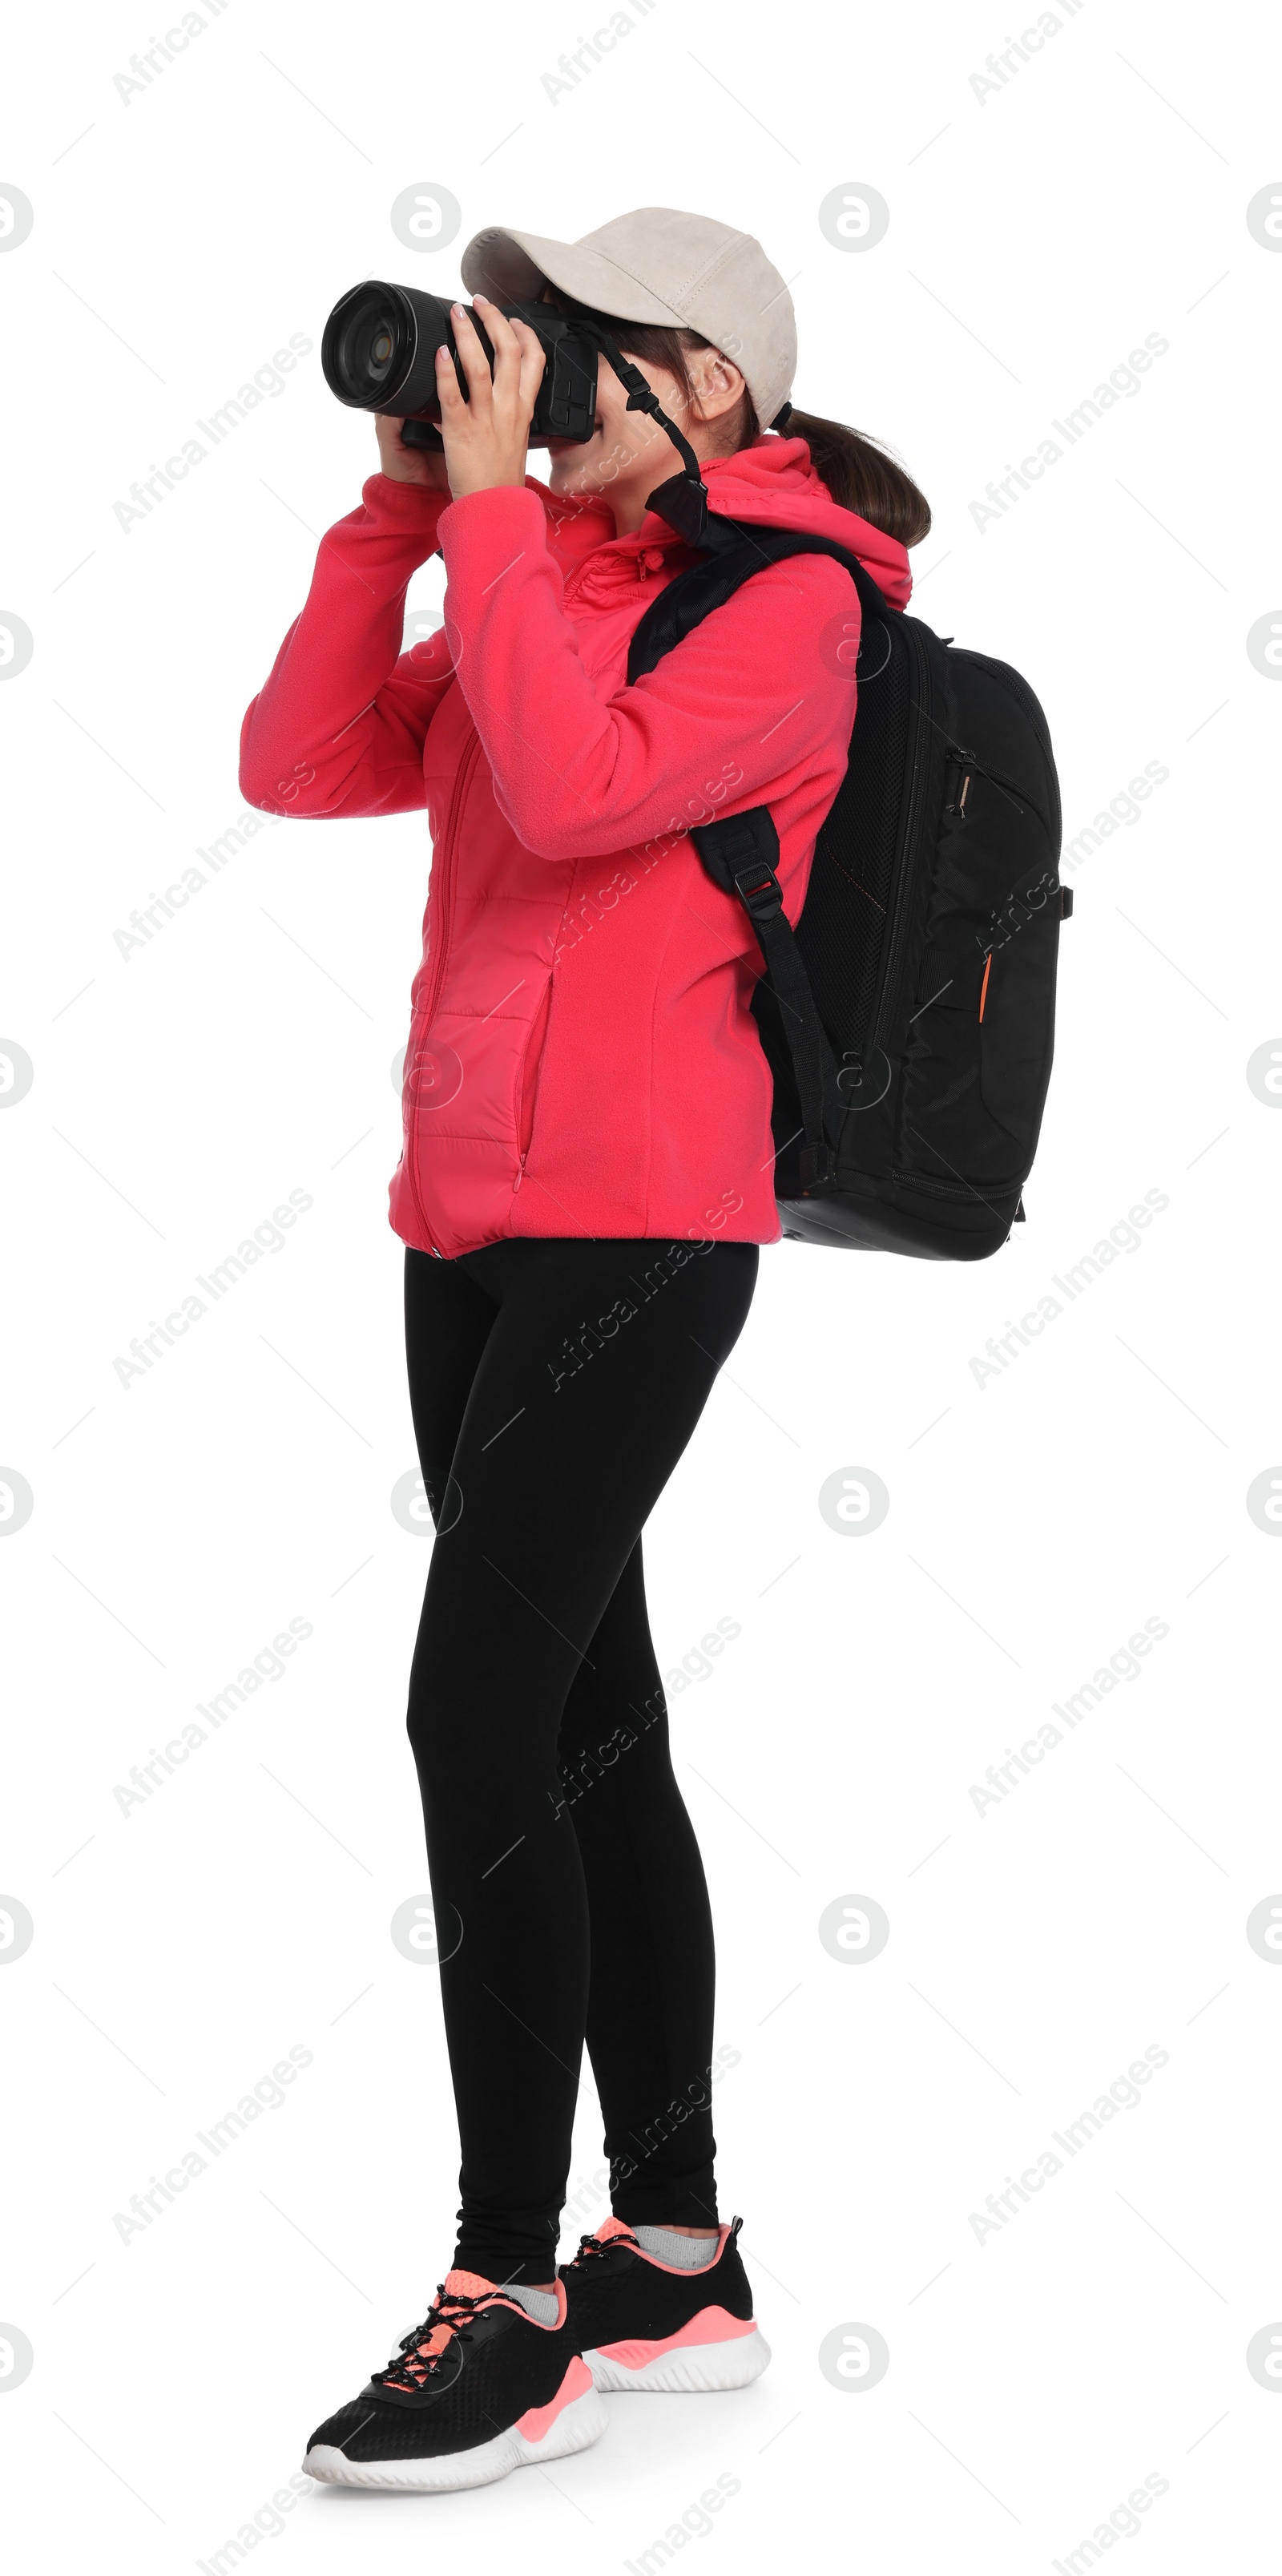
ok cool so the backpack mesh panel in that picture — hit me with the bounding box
[795,629,911,1058]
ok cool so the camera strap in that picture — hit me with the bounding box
[572,322,714,548]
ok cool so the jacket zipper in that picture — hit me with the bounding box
[405,728,482,1248]
[404,535,669,1231]
[420,729,481,1032]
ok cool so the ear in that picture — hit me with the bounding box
[689,349,746,426]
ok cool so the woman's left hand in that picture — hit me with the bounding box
[436,296,546,502]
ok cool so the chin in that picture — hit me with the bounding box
[547,424,604,464]
[547,455,607,498]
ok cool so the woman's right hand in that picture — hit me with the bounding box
[375,415,452,490]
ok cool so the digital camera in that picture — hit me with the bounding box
[321,281,600,450]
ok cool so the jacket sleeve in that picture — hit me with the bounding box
[433,484,861,863]
[239,474,454,820]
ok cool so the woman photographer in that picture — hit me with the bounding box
[240,205,928,2493]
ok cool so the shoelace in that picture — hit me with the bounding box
[373,2284,498,2391]
[568,2227,639,2267]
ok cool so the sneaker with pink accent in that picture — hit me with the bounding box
[560,2218,772,2393]
[302,2268,607,2491]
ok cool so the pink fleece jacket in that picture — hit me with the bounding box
[239,437,911,1256]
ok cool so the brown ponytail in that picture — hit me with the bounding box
[780,409,931,547]
[544,289,932,547]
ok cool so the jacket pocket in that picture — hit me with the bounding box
[516,978,553,1164]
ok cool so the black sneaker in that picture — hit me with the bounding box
[559,2218,771,2392]
[302,2266,607,2491]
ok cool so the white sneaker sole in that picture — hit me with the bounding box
[586,2327,772,2393]
[302,2384,608,2492]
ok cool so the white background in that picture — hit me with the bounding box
[2,0,1281,2567]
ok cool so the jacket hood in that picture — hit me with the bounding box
[691,436,913,611]
[528,432,914,612]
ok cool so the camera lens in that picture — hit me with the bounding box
[322,281,462,420]
[348,307,397,386]
[322,283,413,406]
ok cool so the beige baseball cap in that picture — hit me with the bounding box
[460,206,796,430]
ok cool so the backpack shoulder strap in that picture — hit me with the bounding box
[627,517,895,684]
[627,517,900,1189]
[692,799,843,1185]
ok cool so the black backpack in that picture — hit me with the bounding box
[627,518,1068,1261]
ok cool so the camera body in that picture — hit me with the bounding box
[320,281,600,450]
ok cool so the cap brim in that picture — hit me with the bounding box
[461,226,687,328]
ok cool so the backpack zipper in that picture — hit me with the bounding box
[890,1166,1024,1200]
[868,623,934,1056]
[945,761,974,823]
[942,739,1055,844]
[865,672,1053,1064]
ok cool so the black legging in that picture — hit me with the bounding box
[403,1234,758,2282]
